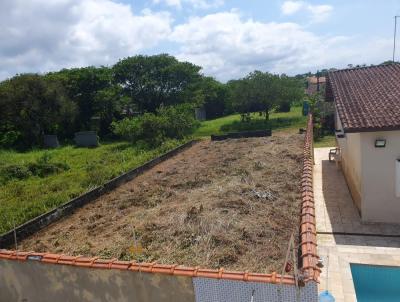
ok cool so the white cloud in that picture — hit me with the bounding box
[0,0,172,79]
[281,1,333,23]
[153,0,224,10]
[306,4,333,23]
[170,11,391,81]
[153,0,182,9]
[281,1,303,15]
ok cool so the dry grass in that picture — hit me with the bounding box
[20,131,304,273]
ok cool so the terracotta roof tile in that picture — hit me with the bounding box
[327,64,400,132]
[0,249,296,284]
[299,115,320,282]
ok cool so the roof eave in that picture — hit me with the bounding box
[344,125,400,133]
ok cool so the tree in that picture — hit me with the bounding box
[0,74,77,148]
[229,78,253,121]
[46,66,112,132]
[93,85,124,135]
[193,77,229,119]
[113,54,202,113]
[275,75,304,112]
[230,71,278,120]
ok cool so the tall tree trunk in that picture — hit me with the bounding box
[265,109,269,121]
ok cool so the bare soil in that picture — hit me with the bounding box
[20,131,304,273]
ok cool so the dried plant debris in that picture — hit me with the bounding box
[20,131,304,273]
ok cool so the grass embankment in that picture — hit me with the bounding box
[194,106,307,137]
[0,140,186,234]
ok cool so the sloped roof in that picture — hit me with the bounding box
[326,64,400,133]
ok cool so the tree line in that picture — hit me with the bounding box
[0,54,304,149]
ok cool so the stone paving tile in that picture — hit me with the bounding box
[314,148,400,301]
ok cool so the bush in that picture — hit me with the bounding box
[112,104,199,146]
[0,131,21,148]
[0,165,32,182]
[0,152,70,183]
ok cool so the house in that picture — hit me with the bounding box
[326,64,400,224]
[306,76,326,95]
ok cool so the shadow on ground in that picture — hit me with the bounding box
[320,157,400,248]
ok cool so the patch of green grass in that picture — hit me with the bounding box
[314,135,336,148]
[0,139,186,234]
[194,106,307,138]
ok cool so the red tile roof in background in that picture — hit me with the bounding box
[327,64,400,133]
[0,115,319,285]
[307,76,326,85]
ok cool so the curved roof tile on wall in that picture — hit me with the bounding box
[327,63,400,133]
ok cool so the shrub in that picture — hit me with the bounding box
[0,152,70,183]
[27,162,70,178]
[27,152,70,177]
[112,104,199,146]
[0,165,32,183]
[0,131,21,148]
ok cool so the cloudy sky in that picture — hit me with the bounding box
[1,0,400,81]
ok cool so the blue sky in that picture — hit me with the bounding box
[1,0,400,81]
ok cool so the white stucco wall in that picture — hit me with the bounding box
[335,110,363,211]
[360,131,400,223]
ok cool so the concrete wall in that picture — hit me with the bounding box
[0,258,318,302]
[335,110,363,211]
[0,259,195,302]
[360,130,400,223]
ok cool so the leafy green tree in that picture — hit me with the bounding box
[230,71,304,120]
[230,71,278,120]
[229,78,253,121]
[93,85,124,135]
[275,75,304,112]
[199,77,229,119]
[113,54,202,112]
[46,66,112,132]
[0,74,77,148]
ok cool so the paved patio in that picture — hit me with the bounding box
[314,147,400,302]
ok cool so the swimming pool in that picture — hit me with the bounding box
[351,263,400,301]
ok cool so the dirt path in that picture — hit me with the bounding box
[20,131,304,273]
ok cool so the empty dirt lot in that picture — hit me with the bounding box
[20,131,304,273]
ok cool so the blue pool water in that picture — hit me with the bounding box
[351,263,400,301]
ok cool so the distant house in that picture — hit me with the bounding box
[326,64,400,223]
[306,76,326,95]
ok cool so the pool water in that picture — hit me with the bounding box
[351,263,400,301]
